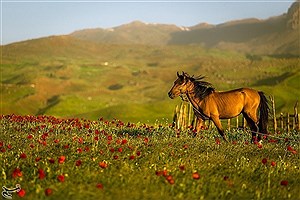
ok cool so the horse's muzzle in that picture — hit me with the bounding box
[168,91,174,99]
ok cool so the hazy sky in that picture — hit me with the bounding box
[1,0,295,45]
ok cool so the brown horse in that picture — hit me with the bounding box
[168,72,269,142]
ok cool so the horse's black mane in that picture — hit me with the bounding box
[186,74,215,99]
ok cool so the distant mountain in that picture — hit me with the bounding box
[71,2,299,56]
[71,20,183,45]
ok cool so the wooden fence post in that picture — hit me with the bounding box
[294,101,298,130]
[286,113,290,132]
[270,96,277,132]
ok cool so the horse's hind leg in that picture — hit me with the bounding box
[211,116,228,142]
[242,112,259,142]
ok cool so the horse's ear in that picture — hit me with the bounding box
[177,71,180,77]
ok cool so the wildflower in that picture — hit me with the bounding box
[192,172,200,180]
[179,165,185,171]
[17,189,26,197]
[57,174,65,182]
[45,188,53,196]
[144,137,149,144]
[215,138,221,145]
[75,160,82,166]
[78,137,84,144]
[96,183,103,190]
[94,136,99,141]
[136,151,141,156]
[35,157,41,162]
[118,147,123,153]
[129,155,135,160]
[99,161,108,169]
[58,156,66,164]
[48,158,55,164]
[27,134,33,139]
[12,168,22,178]
[155,171,163,176]
[166,175,175,184]
[121,139,127,145]
[38,169,46,179]
[271,161,276,167]
[262,158,267,165]
[20,153,27,159]
[280,180,288,186]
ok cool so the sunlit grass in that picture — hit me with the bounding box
[0,115,299,200]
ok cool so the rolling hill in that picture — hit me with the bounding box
[1,2,299,124]
[71,1,299,56]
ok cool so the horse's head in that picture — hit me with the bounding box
[168,71,192,99]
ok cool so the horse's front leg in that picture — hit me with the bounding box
[211,115,228,142]
[194,117,205,137]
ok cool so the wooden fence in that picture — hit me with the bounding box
[173,98,299,132]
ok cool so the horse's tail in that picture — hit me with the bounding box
[258,91,270,135]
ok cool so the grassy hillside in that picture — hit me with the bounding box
[1,36,299,123]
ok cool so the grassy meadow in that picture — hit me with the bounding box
[1,37,299,123]
[0,115,299,200]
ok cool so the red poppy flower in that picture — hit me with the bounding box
[215,138,221,145]
[262,158,267,165]
[166,175,173,181]
[287,146,293,151]
[99,161,108,169]
[118,147,123,153]
[129,155,135,160]
[113,155,119,160]
[192,172,200,180]
[155,171,163,176]
[54,139,59,143]
[77,148,83,153]
[38,169,46,179]
[35,157,41,162]
[109,148,115,153]
[45,188,53,196]
[136,151,141,156]
[107,135,112,141]
[179,165,185,171]
[280,180,288,186]
[57,174,65,182]
[144,137,149,144]
[48,158,55,164]
[257,143,263,148]
[58,156,66,164]
[121,139,127,145]
[76,160,82,166]
[7,144,12,149]
[94,136,99,141]
[27,134,33,139]
[96,183,103,189]
[17,189,26,197]
[12,168,22,178]
[20,153,27,159]
[78,137,84,144]
[271,161,276,167]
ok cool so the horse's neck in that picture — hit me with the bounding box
[186,90,201,109]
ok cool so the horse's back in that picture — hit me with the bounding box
[209,88,260,118]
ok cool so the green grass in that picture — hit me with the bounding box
[1,38,299,123]
[0,115,299,200]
